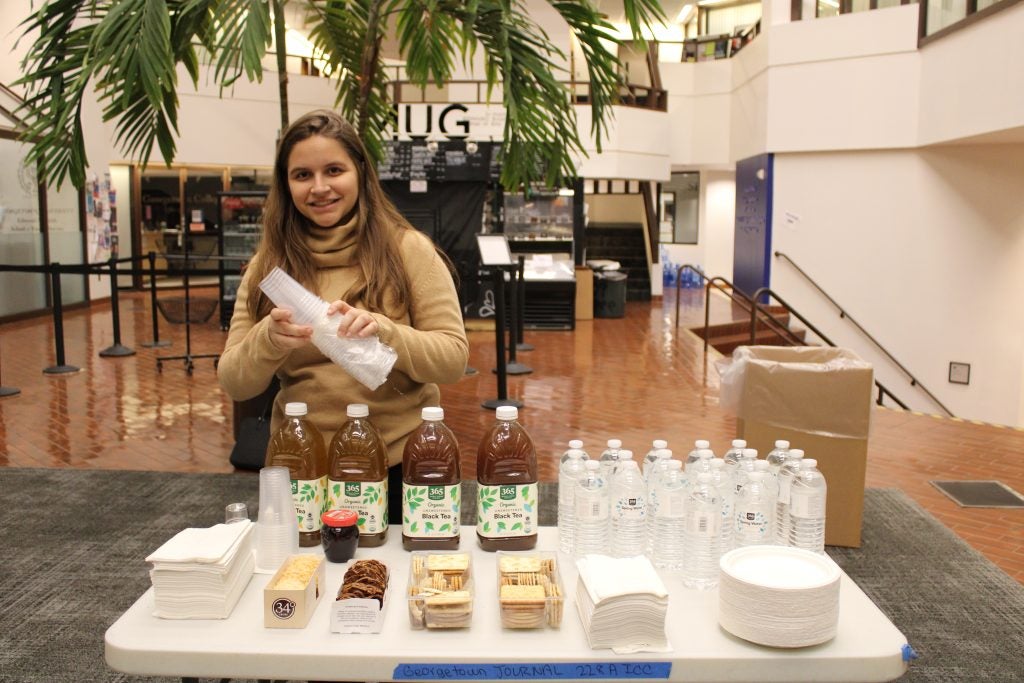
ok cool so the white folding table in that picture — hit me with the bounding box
[106,527,910,682]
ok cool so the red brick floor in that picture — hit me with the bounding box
[1,286,1022,583]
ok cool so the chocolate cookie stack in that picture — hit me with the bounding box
[337,559,389,607]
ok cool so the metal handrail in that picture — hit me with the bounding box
[673,264,792,344]
[774,251,953,416]
[749,286,911,412]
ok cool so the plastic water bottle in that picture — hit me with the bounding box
[733,448,758,496]
[642,439,668,480]
[709,459,734,554]
[574,460,610,556]
[734,471,775,547]
[681,472,722,590]
[754,460,779,503]
[609,459,647,557]
[722,439,747,468]
[688,448,715,477]
[684,439,712,472]
[651,460,687,570]
[645,450,674,556]
[775,448,805,545]
[558,448,588,554]
[766,440,791,474]
[599,439,624,479]
[789,459,827,554]
[561,439,589,464]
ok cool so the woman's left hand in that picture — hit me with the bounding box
[327,300,380,338]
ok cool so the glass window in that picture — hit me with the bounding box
[230,167,273,191]
[927,0,968,35]
[0,137,47,316]
[660,173,699,245]
[47,178,85,306]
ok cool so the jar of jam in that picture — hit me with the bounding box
[321,509,359,563]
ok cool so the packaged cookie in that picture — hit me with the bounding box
[407,552,473,629]
[330,559,390,634]
[496,551,564,629]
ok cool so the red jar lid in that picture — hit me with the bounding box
[321,509,358,527]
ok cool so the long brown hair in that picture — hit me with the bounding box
[246,110,414,320]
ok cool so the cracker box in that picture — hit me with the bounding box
[496,551,564,629]
[406,551,473,629]
[264,554,325,629]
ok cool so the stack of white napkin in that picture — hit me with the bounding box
[575,555,670,652]
[146,520,255,619]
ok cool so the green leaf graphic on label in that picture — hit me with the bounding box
[410,522,418,532]
[483,521,491,532]
[512,522,522,531]
[523,503,533,513]
[439,523,451,532]
[358,516,366,526]
[331,483,341,497]
[425,521,435,532]
[497,521,507,532]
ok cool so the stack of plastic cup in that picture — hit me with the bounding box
[258,267,397,390]
[256,466,299,572]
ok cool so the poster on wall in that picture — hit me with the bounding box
[85,171,117,279]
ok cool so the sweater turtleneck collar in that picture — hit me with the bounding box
[304,214,359,267]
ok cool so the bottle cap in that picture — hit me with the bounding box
[754,460,769,471]
[495,405,518,420]
[569,439,583,449]
[422,406,444,421]
[607,439,622,448]
[747,471,765,481]
[697,448,714,459]
[584,460,600,471]
[656,448,672,459]
[567,448,584,460]
[619,459,639,471]
[710,458,725,469]
[666,459,683,470]
[618,450,633,461]
[695,439,710,449]
[775,440,790,449]
[321,509,358,527]
[732,439,746,448]
[284,402,308,416]
[347,403,369,418]
[696,472,712,483]
[742,448,758,459]
[652,439,668,449]
[789,449,805,458]
[802,458,818,469]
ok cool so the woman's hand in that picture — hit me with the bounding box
[328,300,379,338]
[267,307,313,349]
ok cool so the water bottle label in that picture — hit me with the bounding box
[329,477,389,534]
[790,488,825,519]
[687,511,719,537]
[477,483,538,538]
[576,491,610,521]
[291,476,327,532]
[402,483,460,538]
[612,493,646,520]
[735,509,770,540]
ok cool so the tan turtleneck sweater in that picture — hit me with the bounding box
[217,217,469,467]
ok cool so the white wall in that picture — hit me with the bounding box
[771,146,1024,426]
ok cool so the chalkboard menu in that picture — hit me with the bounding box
[378,140,501,182]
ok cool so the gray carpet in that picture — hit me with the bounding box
[0,468,1022,682]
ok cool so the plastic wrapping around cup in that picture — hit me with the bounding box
[258,267,398,390]
[257,466,298,571]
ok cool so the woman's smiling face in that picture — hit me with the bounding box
[286,134,360,228]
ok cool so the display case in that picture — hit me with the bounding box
[217,191,267,329]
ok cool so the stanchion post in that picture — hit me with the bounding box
[515,255,534,352]
[482,267,522,410]
[141,251,170,348]
[43,263,80,375]
[99,257,135,357]
[500,258,531,376]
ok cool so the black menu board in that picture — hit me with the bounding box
[377,140,500,182]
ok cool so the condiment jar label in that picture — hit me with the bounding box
[476,483,537,538]
[402,483,460,538]
[292,475,328,532]
[328,478,388,534]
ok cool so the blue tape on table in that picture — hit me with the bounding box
[393,662,672,680]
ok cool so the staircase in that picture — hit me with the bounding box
[584,223,651,301]
[697,305,807,355]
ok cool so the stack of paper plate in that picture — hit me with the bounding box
[718,545,841,648]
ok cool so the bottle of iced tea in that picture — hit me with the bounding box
[327,403,389,547]
[476,405,538,551]
[402,406,461,550]
[266,402,327,547]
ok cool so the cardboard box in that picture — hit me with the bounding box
[264,555,325,628]
[724,346,874,548]
[574,266,593,320]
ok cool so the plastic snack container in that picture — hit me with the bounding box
[406,551,474,629]
[496,551,564,629]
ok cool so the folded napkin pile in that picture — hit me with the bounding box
[575,554,670,652]
[146,520,255,619]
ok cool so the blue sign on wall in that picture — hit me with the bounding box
[733,153,773,302]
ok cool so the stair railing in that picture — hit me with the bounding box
[774,251,953,417]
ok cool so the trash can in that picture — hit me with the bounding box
[593,271,627,318]
[717,346,874,547]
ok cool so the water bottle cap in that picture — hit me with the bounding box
[731,439,746,448]
[694,439,710,449]
[789,449,805,458]
[567,448,585,459]
[656,448,672,459]
[584,460,600,471]
[802,458,818,468]
[495,406,518,420]
[775,440,790,449]
[747,471,765,481]
[742,448,758,459]
[754,460,769,471]
[666,459,683,470]
[284,402,308,416]
[710,458,725,469]
[696,472,712,483]
[569,439,583,449]
[619,450,633,460]
[346,403,369,418]
[619,459,639,471]
[607,439,622,448]
[697,448,714,459]
[652,439,668,449]
[421,406,444,421]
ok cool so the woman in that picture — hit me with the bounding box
[218,109,469,520]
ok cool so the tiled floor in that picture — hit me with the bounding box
[1,286,1022,583]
